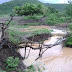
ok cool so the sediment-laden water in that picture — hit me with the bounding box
[18,27,72,72]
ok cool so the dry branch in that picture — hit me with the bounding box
[0,16,13,49]
[35,38,67,60]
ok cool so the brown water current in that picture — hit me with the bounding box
[18,28,72,72]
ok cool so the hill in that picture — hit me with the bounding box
[0,0,41,15]
[0,0,67,15]
[44,3,67,12]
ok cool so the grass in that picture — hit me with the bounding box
[21,14,43,20]
[10,25,29,28]
[7,30,28,44]
[32,29,50,36]
[10,21,19,25]
[0,14,10,17]
[7,26,50,44]
[26,23,43,26]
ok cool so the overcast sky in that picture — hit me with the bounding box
[38,0,68,3]
[0,0,68,4]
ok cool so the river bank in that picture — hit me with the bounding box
[17,26,72,72]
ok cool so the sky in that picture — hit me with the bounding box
[0,0,68,4]
[38,0,68,3]
[0,0,11,4]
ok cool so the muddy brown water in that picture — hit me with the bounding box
[18,28,72,72]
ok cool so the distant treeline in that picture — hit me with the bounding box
[44,3,68,12]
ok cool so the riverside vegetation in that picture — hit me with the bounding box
[0,0,72,72]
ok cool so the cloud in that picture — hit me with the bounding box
[57,0,68,3]
[38,0,68,3]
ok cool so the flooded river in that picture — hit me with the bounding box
[18,27,72,72]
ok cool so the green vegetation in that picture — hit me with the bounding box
[23,65,36,72]
[5,56,19,71]
[0,0,68,16]
[46,12,72,25]
[65,24,72,47]
[4,56,42,72]
[45,3,67,12]
[26,23,42,26]
[7,26,50,44]
[21,14,43,20]
[23,65,42,72]
[7,30,26,44]
[14,3,51,16]
[0,70,5,72]
[32,29,50,35]
[0,0,41,15]
[64,1,72,47]
[66,2,72,17]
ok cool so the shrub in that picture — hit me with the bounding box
[65,24,72,47]
[48,7,59,13]
[5,56,19,71]
[66,35,72,46]
[46,14,58,25]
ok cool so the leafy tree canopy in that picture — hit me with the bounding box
[14,3,50,16]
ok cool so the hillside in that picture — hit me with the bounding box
[0,0,67,15]
[0,0,41,15]
[44,3,67,12]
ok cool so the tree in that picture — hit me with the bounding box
[66,0,72,17]
[14,3,45,16]
[48,7,58,13]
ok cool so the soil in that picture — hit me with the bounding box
[27,33,51,42]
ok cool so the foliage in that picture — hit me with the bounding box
[46,13,72,25]
[23,65,36,72]
[66,35,72,46]
[14,3,49,16]
[23,65,42,72]
[0,0,41,15]
[5,56,19,71]
[65,4,72,17]
[48,7,59,13]
[46,14,58,25]
[21,14,43,20]
[7,30,24,44]
[65,24,72,47]
[45,3,67,12]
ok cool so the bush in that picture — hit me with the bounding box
[46,13,72,25]
[46,14,58,25]
[65,24,72,47]
[48,7,59,13]
[66,35,72,46]
[5,56,19,71]
[59,17,66,23]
